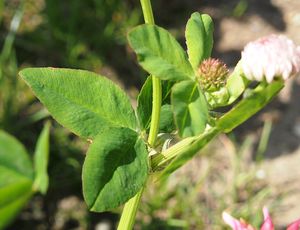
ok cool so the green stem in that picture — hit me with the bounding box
[117,0,161,229]
[140,0,155,24]
[139,0,162,147]
[117,187,144,230]
[148,77,162,145]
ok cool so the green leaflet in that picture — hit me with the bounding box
[128,24,194,81]
[33,122,50,194]
[137,76,175,133]
[225,62,249,105]
[0,187,32,229]
[137,76,152,131]
[0,131,33,180]
[0,168,33,209]
[20,68,137,139]
[82,127,148,212]
[186,12,214,70]
[172,80,209,138]
[201,14,214,57]
[217,81,284,132]
[159,104,175,133]
[0,131,34,229]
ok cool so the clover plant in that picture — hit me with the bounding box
[18,0,300,229]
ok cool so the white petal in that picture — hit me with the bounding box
[241,34,300,83]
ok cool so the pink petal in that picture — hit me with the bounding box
[223,212,241,230]
[260,207,274,230]
[222,212,255,230]
[286,218,300,230]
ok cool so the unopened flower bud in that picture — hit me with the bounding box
[197,58,229,92]
[241,34,300,83]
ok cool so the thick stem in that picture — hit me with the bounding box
[148,77,162,146]
[140,0,162,146]
[140,0,155,24]
[117,0,161,229]
[117,188,144,230]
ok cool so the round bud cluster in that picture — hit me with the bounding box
[197,58,229,92]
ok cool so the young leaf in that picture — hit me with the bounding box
[217,81,284,132]
[0,187,33,229]
[172,80,209,138]
[201,14,214,57]
[159,104,175,133]
[225,61,249,105]
[185,12,214,70]
[137,76,152,131]
[128,24,194,81]
[0,131,34,229]
[0,131,33,180]
[137,76,175,133]
[33,122,50,194]
[20,68,137,139]
[82,126,148,212]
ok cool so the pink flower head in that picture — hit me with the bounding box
[222,207,299,230]
[241,34,300,83]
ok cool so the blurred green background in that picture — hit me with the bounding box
[1,0,300,229]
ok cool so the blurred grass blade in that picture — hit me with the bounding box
[0,0,4,24]
[33,122,51,194]
[16,108,50,129]
[256,119,272,162]
[232,0,249,18]
[0,2,24,128]
[0,1,24,61]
